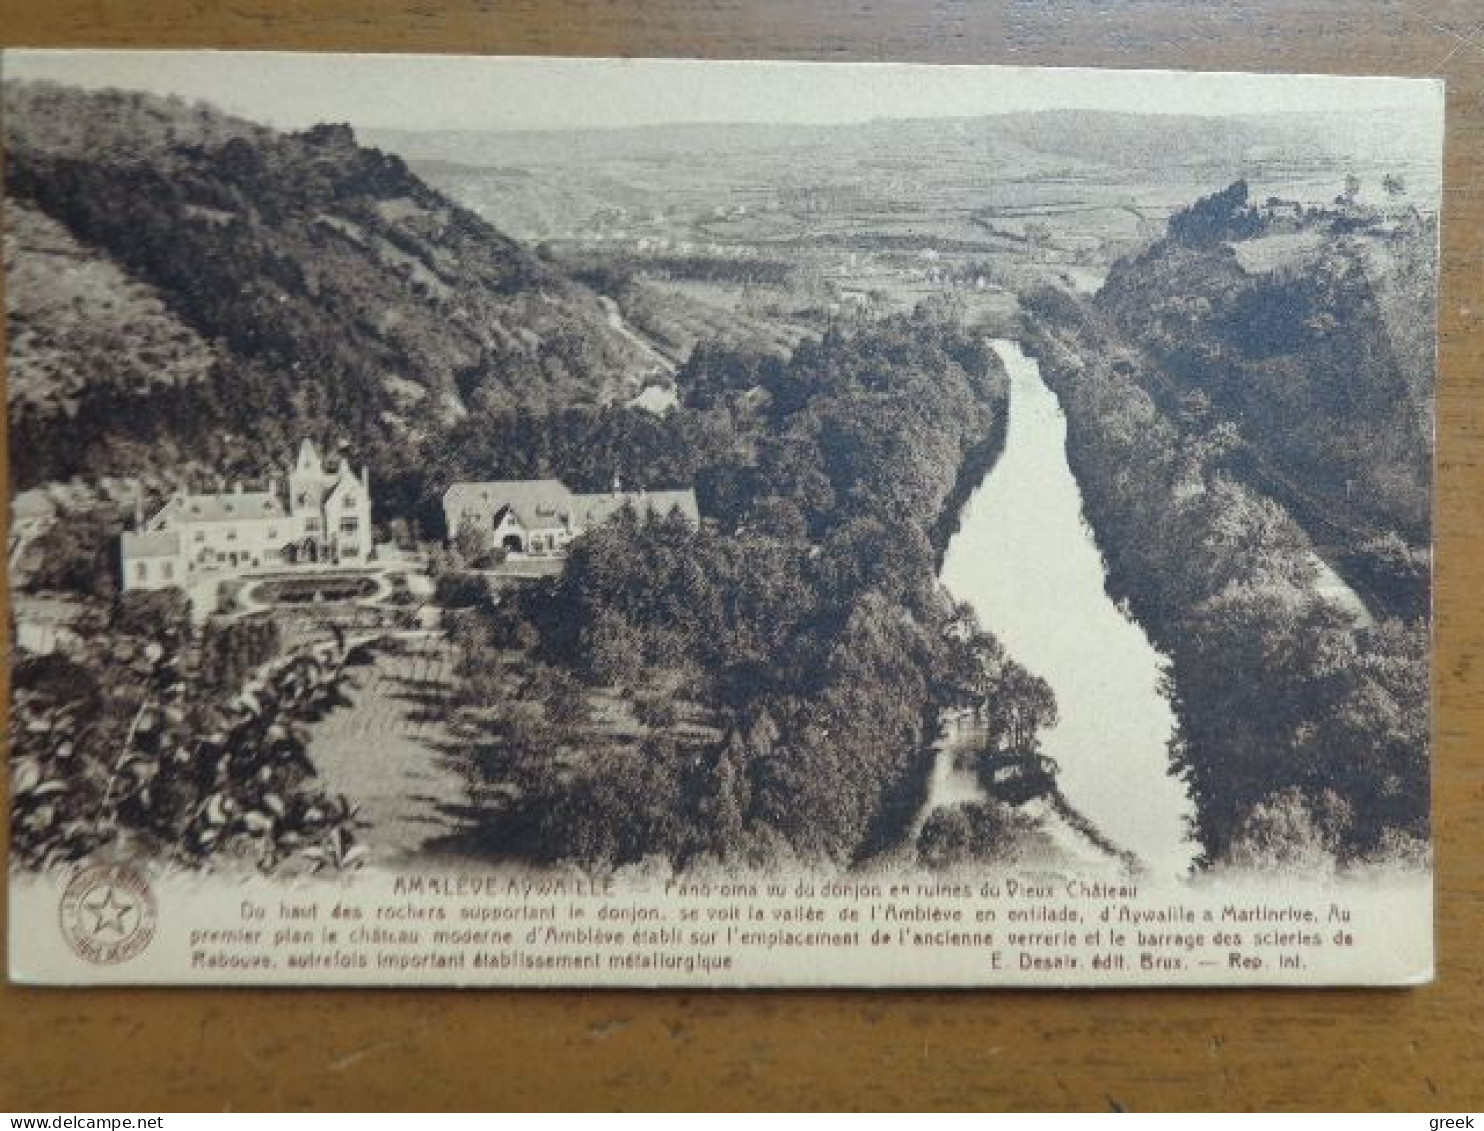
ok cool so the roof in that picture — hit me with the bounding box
[166,491,286,524]
[572,489,700,526]
[11,491,56,522]
[121,530,181,559]
[292,480,329,510]
[627,385,679,415]
[444,480,576,528]
[323,460,364,506]
[444,481,700,530]
[295,438,322,468]
[290,446,360,510]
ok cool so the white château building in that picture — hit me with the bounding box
[442,478,699,558]
[120,439,374,592]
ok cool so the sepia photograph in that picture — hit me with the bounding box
[3,51,1440,986]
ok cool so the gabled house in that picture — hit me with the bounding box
[120,439,374,593]
[441,478,700,558]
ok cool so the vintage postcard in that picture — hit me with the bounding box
[4,52,1440,986]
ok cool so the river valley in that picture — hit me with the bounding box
[930,339,1198,877]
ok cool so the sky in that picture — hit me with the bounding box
[0,50,1444,134]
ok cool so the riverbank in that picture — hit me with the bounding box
[929,378,1010,568]
[1021,292,1429,867]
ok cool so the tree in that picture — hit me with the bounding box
[25,513,121,600]
[454,515,496,569]
[580,607,644,687]
[1168,180,1262,245]
[917,801,1042,868]
[112,589,192,645]
[991,661,1058,754]
[1225,788,1335,873]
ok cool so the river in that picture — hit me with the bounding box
[931,339,1197,877]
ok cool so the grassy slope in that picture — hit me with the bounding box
[4,200,216,411]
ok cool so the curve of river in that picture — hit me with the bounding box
[934,339,1196,877]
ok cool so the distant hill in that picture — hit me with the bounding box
[4,81,654,492]
[369,111,1306,174]
[368,109,1439,242]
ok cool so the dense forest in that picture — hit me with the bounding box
[1096,180,1433,619]
[1015,182,1433,869]
[436,310,1060,867]
[1023,284,1429,868]
[4,81,654,494]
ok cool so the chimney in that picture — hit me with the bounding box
[134,486,145,531]
[612,473,623,496]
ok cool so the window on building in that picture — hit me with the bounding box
[227,531,238,541]
[136,562,148,581]
[268,528,277,539]
[340,517,359,534]
[306,518,320,532]
[162,562,174,581]
[194,531,205,543]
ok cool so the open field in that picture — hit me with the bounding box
[4,201,216,410]
[303,633,474,865]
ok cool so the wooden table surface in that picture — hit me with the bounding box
[2,0,1481,1112]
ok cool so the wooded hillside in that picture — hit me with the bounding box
[5,81,654,492]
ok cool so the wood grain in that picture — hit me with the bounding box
[2,0,1481,1112]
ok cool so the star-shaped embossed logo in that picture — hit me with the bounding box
[82,884,138,938]
[60,862,157,965]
